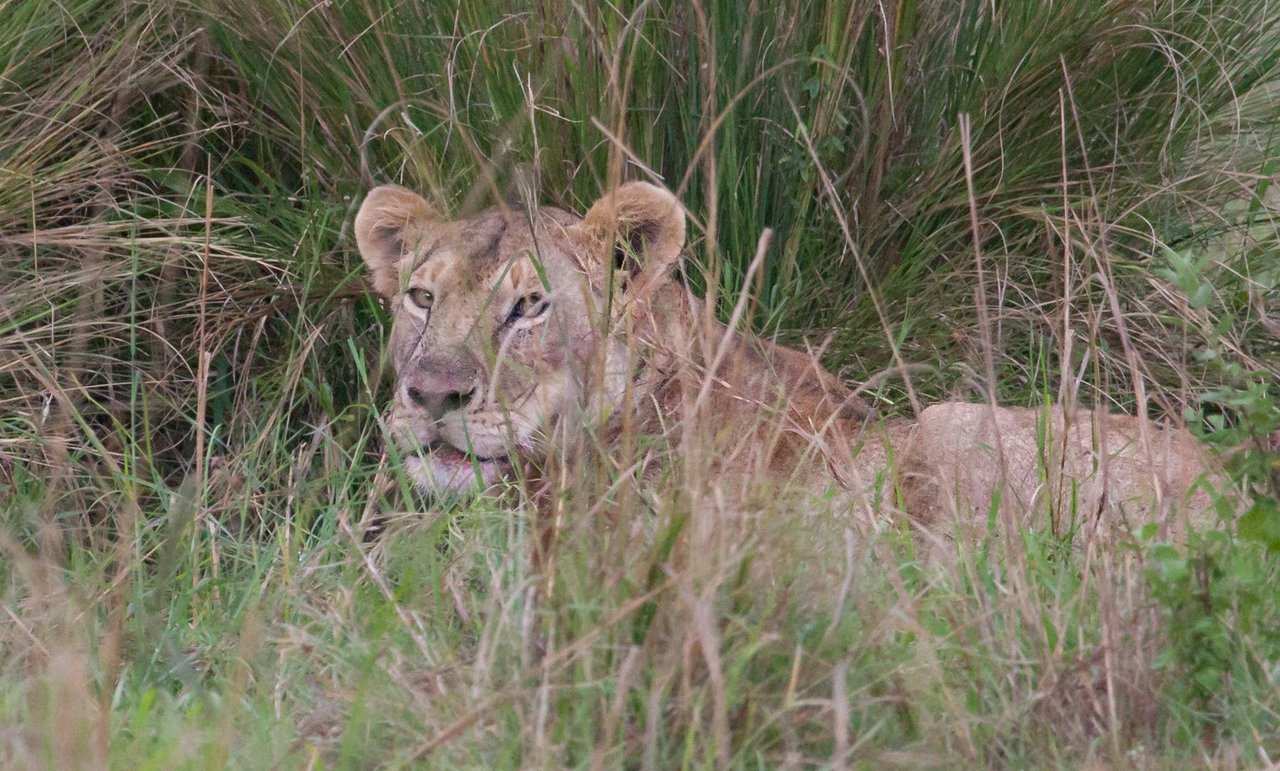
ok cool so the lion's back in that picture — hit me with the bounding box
[900,402,1225,544]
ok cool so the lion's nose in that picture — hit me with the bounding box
[399,361,481,414]
[397,349,484,417]
[403,380,477,415]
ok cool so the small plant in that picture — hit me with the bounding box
[1144,242,1280,748]
[1145,526,1280,746]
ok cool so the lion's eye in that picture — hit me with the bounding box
[405,287,434,311]
[507,292,548,324]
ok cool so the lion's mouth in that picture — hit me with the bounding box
[399,439,514,496]
[417,440,509,467]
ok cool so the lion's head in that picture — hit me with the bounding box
[355,182,686,495]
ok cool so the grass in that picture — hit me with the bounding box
[2,0,1280,767]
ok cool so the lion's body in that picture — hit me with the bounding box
[355,181,1226,545]
[901,403,1220,547]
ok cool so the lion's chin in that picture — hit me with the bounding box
[401,442,512,497]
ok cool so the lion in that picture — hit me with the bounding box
[354,182,878,493]
[901,402,1224,548]
[354,181,1227,544]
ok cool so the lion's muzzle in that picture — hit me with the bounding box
[395,348,484,419]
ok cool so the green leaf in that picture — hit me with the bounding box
[1237,499,1280,551]
[1189,282,1214,309]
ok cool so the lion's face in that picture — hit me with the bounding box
[355,182,686,495]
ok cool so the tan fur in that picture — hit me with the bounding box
[899,403,1224,549]
[355,182,1226,544]
[354,181,871,498]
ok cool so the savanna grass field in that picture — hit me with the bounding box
[3,0,1280,767]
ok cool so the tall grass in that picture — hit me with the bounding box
[1,0,1279,766]
[196,0,1280,399]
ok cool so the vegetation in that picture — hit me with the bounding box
[1,0,1278,766]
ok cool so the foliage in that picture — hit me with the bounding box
[1145,282,1280,743]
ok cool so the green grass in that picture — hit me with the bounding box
[2,0,1280,766]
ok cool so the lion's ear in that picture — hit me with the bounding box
[354,185,437,298]
[573,182,686,291]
